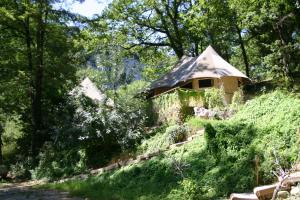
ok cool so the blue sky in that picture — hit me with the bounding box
[54,0,111,18]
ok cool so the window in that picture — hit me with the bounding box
[199,79,213,88]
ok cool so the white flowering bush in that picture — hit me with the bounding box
[34,92,146,179]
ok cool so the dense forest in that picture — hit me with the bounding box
[0,0,300,199]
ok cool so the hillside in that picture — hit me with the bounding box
[42,91,300,200]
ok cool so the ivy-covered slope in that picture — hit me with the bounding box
[230,91,300,181]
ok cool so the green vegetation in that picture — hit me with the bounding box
[165,124,189,144]
[137,124,192,154]
[31,83,148,180]
[205,91,300,185]
[151,87,241,124]
[44,91,300,199]
[137,126,171,154]
[1,115,24,163]
[230,91,300,182]
[151,88,205,123]
[230,89,244,110]
[204,87,226,109]
[0,0,300,199]
[42,125,255,199]
[43,138,211,200]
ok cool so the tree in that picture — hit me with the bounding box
[0,122,3,165]
[229,0,300,81]
[0,0,83,161]
[102,0,252,77]
[104,0,193,58]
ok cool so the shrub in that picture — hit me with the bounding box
[168,178,200,200]
[32,142,87,180]
[204,121,257,192]
[165,125,189,144]
[1,114,24,164]
[231,91,300,176]
[0,165,8,179]
[37,89,147,176]
[138,124,190,154]
[204,87,225,109]
[184,117,209,135]
[205,122,256,158]
[206,91,300,184]
[137,125,169,154]
[10,158,32,180]
[151,89,205,124]
[231,88,244,110]
[179,178,199,199]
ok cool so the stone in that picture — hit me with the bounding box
[118,160,131,167]
[148,150,160,158]
[194,107,209,118]
[254,183,277,199]
[187,133,202,141]
[176,141,189,146]
[90,168,104,174]
[283,172,300,186]
[136,155,148,161]
[293,163,300,171]
[229,193,258,200]
[135,156,142,162]
[196,128,205,135]
[125,159,134,165]
[170,141,190,148]
[290,186,300,196]
[103,163,119,171]
[277,191,289,199]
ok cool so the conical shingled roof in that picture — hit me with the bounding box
[150,45,249,90]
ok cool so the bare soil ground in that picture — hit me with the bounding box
[0,181,84,200]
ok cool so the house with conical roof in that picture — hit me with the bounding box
[148,45,250,103]
[70,77,114,107]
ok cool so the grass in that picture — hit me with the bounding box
[41,91,300,200]
[0,180,12,189]
[136,126,170,154]
[41,134,251,200]
[42,137,218,200]
[137,118,208,155]
[185,117,210,133]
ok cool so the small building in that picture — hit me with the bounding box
[70,77,114,107]
[148,45,250,103]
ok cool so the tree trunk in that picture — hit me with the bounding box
[194,40,199,56]
[236,24,250,78]
[0,138,2,165]
[173,44,184,58]
[154,2,184,59]
[276,25,291,78]
[31,0,46,157]
[23,7,36,158]
[0,126,3,165]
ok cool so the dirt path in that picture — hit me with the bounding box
[0,181,84,200]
